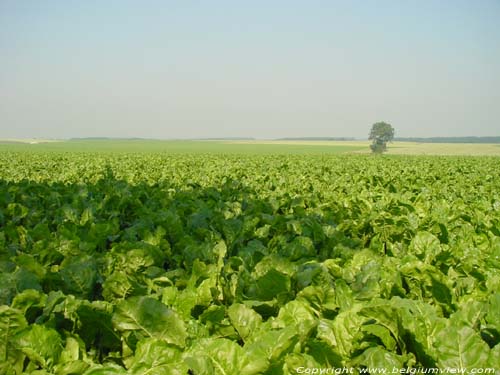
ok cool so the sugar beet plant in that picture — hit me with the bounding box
[0,151,499,374]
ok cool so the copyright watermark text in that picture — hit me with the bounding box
[295,367,496,375]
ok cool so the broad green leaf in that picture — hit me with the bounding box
[282,236,316,261]
[15,267,43,293]
[76,301,121,353]
[305,339,343,368]
[362,324,397,351]
[59,256,99,299]
[0,306,27,374]
[434,326,490,368]
[449,300,486,328]
[391,297,447,366]
[54,360,90,375]
[487,344,500,370]
[185,337,267,375]
[316,305,363,357]
[113,296,187,347]
[0,271,16,305]
[350,260,382,300]
[128,338,188,375]
[247,268,291,301]
[102,271,146,301]
[14,324,62,369]
[82,364,128,374]
[295,284,338,316]
[409,231,441,263]
[11,289,46,318]
[227,303,262,342]
[486,293,500,331]
[353,346,405,371]
[284,352,321,374]
[273,300,317,340]
[334,279,356,311]
[244,325,299,364]
[398,261,454,313]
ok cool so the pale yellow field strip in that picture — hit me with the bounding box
[226,140,500,156]
[0,138,62,144]
[385,142,500,156]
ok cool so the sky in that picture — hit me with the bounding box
[1,0,499,139]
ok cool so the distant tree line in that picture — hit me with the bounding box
[395,136,500,144]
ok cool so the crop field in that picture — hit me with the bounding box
[0,148,499,374]
[2,139,500,156]
[0,139,365,155]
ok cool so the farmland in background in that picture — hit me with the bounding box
[2,138,500,155]
[0,139,364,154]
[0,146,499,373]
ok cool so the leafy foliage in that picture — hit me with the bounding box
[0,151,499,373]
[369,122,395,153]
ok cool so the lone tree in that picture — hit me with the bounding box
[369,122,395,153]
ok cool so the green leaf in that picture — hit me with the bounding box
[15,266,43,292]
[54,360,90,375]
[128,338,188,375]
[58,335,85,363]
[244,325,299,364]
[185,337,267,375]
[82,364,128,374]
[227,304,263,342]
[6,203,28,223]
[11,289,46,318]
[14,324,63,369]
[354,346,405,371]
[487,344,500,370]
[284,352,322,373]
[305,339,343,368]
[282,236,316,261]
[76,301,121,353]
[316,305,363,357]
[362,324,397,351]
[198,305,225,325]
[0,271,16,305]
[391,297,447,366]
[486,293,500,331]
[59,256,99,299]
[249,268,291,301]
[296,284,338,316]
[409,231,441,263]
[113,296,187,347]
[351,260,382,300]
[273,300,317,340]
[449,300,486,328]
[0,306,27,374]
[55,336,90,375]
[434,326,490,368]
[102,270,147,301]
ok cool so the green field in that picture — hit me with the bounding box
[0,148,499,373]
[2,138,500,156]
[0,139,365,154]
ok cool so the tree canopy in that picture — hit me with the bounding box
[369,122,395,153]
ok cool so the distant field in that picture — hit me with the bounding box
[382,141,500,156]
[0,138,62,144]
[224,140,500,156]
[1,138,499,155]
[0,139,364,154]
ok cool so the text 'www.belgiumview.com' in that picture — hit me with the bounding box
[295,367,497,375]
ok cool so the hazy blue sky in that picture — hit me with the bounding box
[1,0,499,139]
